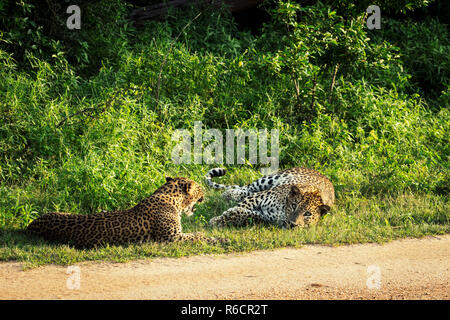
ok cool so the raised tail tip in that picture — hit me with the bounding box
[206,167,227,178]
[205,168,228,189]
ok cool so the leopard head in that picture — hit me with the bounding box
[284,184,331,228]
[165,177,204,216]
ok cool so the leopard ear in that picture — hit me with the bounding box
[183,181,193,194]
[290,185,301,196]
[319,204,331,216]
[165,176,174,183]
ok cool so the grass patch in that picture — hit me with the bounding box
[1,190,447,269]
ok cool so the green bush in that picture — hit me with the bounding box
[370,17,450,105]
[321,0,433,16]
[0,0,132,75]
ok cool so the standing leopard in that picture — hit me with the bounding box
[27,177,223,247]
[206,167,335,228]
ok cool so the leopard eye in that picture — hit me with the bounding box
[304,211,312,217]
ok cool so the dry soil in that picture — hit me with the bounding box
[0,235,449,299]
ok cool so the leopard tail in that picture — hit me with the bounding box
[205,168,240,190]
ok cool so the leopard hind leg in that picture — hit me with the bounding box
[209,207,265,228]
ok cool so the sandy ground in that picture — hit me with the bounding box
[0,235,449,300]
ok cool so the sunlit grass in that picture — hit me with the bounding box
[1,189,447,269]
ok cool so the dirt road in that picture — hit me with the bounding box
[1,235,449,300]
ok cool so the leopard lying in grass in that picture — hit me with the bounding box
[206,167,335,228]
[27,177,224,248]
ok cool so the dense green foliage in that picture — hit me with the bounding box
[372,17,449,104]
[0,0,448,264]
